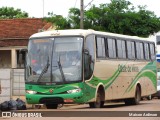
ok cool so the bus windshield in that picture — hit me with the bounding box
[26,37,83,84]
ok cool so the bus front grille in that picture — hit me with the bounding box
[39,97,64,104]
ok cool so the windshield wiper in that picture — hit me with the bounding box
[37,56,50,82]
[57,56,66,82]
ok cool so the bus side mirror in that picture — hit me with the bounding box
[84,49,91,64]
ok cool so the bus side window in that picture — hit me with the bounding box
[149,43,155,60]
[108,38,117,58]
[136,42,144,60]
[127,41,136,60]
[117,39,126,59]
[144,43,150,60]
[85,35,95,80]
[96,37,106,58]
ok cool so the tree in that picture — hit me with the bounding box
[0,7,28,19]
[45,12,70,29]
[68,8,81,29]
[68,0,160,37]
[45,0,160,37]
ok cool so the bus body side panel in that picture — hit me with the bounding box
[91,59,157,101]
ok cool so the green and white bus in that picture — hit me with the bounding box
[25,29,157,109]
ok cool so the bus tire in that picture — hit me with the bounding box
[46,104,58,109]
[147,95,152,100]
[89,90,104,108]
[125,85,141,105]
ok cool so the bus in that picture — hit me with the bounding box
[24,29,157,109]
[156,33,160,54]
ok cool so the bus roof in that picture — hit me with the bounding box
[30,29,151,42]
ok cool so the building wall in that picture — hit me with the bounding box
[0,46,27,69]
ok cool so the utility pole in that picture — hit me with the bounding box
[80,0,84,29]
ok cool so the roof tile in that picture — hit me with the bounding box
[0,18,52,47]
[0,18,50,38]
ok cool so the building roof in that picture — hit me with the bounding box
[0,18,52,47]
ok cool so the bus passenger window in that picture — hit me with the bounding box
[136,42,144,60]
[149,43,155,60]
[108,38,116,58]
[127,41,136,59]
[140,43,144,60]
[117,40,126,59]
[144,43,150,60]
[96,37,106,58]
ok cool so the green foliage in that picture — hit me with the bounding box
[0,7,28,19]
[82,0,160,37]
[68,8,80,29]
[46,0,160,37]
[45,12,70,29]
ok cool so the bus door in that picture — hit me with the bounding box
[83,49,93,102]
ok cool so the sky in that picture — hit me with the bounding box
[0,0,160,18]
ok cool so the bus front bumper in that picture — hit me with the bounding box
[26,92,84,104]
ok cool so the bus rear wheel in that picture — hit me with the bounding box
[147,95,152,100]
[46,104,58,109]
[89,91,104,108]
[125,86,141,105]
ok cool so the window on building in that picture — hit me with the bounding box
[17,50,26,68]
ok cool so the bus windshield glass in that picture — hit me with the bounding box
[26,37,83,84]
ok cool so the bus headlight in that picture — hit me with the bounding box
[26,90,37,94]
[67,88,81,94]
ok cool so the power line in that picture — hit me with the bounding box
[74,0,78,8]
[84,0,94,9]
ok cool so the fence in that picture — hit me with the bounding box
[12,69,25,96]
[0,69,11,103]
[0,69,25,103]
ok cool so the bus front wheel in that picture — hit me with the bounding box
[89,90,104,108]
[46,104,58,109]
